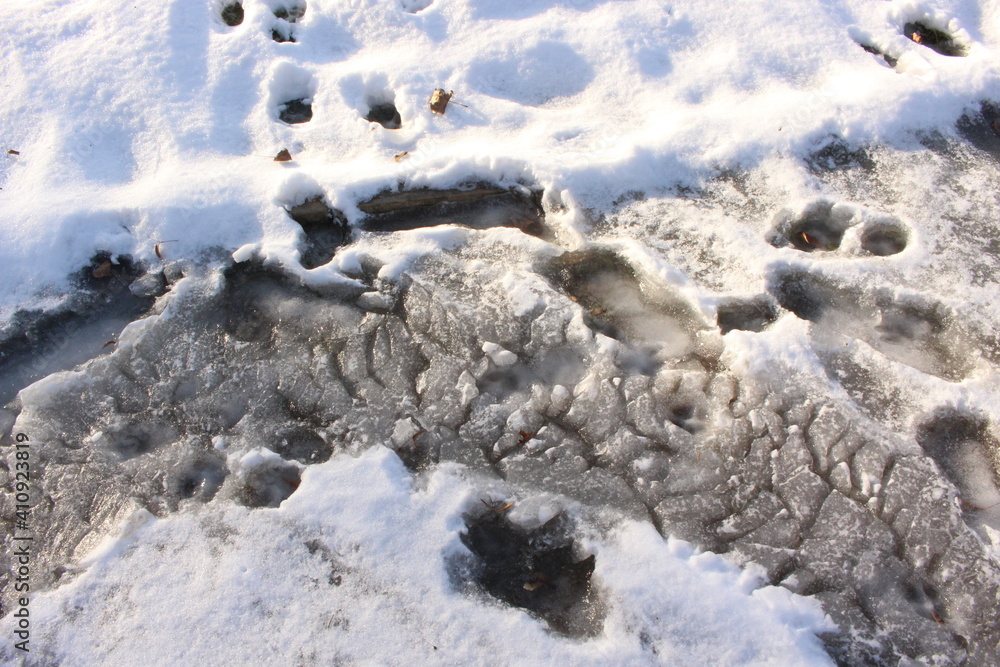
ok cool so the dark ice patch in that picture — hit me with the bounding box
[903,22,967,57]
[278,98,312,124]
[457,511,601,637]
[365,102,402,130]
[358,186,545,237]
[272,425,331,464]
[284,197,350,269]
[861,223,908,256]
[0,253,161,405]
[236,458,302,508]
[717,297,779,334]
[221,2,244,26]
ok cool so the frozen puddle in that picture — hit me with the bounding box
[0,254,164,406]
[2,196,1000,665]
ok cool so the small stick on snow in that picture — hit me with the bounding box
[155,240,179,259]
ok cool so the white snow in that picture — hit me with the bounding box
[11,448,833,665]
[1,0,998,313]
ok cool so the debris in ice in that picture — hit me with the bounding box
[457,510,600,638]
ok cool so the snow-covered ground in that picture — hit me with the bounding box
[2,0,1000,664]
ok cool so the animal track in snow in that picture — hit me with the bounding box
[233,454,303,509]
[917,410,1000,520]
[278,99,312,123]
[903,21,968,57]
[957,101,1000,163]
[858,42,898,69]
[546,247,709,365]
[767,200,909,256]
[273,2,307,22]
[399,0,433,13]
[860,221,908,256]
[767,200,854,252]
[166,453,228,504]
[284,195,350,269]
[271,2,306,42]
[269,62,316,124]
[716,296,779,334]
[365,103,401,129]
[221,2,244,27]
[768,268,976,381]
[272,25,297,43]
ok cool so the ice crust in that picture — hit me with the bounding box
[2,0,1000,664]
[1,218,998,663]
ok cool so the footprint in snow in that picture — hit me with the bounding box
[399,0,433,13]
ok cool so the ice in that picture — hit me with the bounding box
[0,254,161,405]
[4,224,999,662]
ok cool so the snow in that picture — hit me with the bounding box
[2,0,998,312]
[2,0,1000,663]
[9,449,833,666]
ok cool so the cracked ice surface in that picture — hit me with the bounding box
[2,188,1000,663]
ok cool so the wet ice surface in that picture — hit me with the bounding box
[0,255,161,406]
[3,135,1000,664]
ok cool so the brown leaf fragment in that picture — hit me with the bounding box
[394,151,409,162]
[517,429,534,445]
[7,149,19,155]
[430,88,453,115]
[102,340,117,348]
[411,429,426,449]
[154,240,178,259]
[798,231,820,248]
[274,148,293,162]
[93,260,113,278]
[481,498,515,513]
